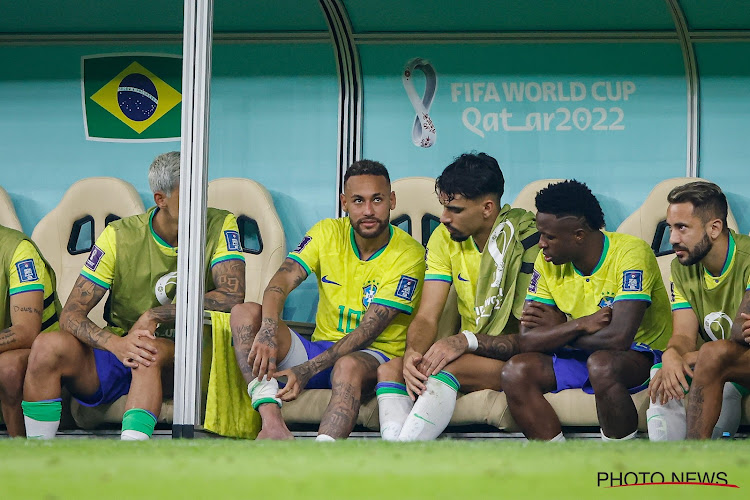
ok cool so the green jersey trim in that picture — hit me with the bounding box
[371,298,413,314]
[349,225,394,261]
[614,293,651,303]
[210,254,246,267]
[525,295,556,306]
[9,283,45,295]
[286,254,311,276]
[706,231,735,278]
[80,270,111,290]
[573,233,609,277]
[425,273,452,283]
[671,302,692,311]
[149,209,173,250]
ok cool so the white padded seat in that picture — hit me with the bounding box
[0,185,23,231]
[31,177,145,327]
[207,178,286,303]
[617,177,740,291]
[391,176,443,246]
[511,179,566,213]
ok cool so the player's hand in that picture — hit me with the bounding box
[420,334,468,377]
[576,307,612,334]
[403,348,428,400]
[114,328,158,369]
[248,318,278,380]
[650,348,692,405]
[741,313,750,343]
[275,363,314,402]
[520,301,567,330]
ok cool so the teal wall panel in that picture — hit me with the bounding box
[696,43,750,234]
[360,43,687,230]
[681,0,750,30]
[346,0,675,32]
[0,42,339,321]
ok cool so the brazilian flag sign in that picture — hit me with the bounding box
[82,54,182,142]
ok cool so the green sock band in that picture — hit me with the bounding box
[430,371,460,392]
[252,397,282,411]
[122,408,158,437]
[375,382,409,397]
[732,382,750,397]
[21,399,62,422]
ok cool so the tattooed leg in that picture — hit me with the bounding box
[319,352,380,439]
[230,302,262,383]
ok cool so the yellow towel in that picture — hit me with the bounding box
[203,311,261,439]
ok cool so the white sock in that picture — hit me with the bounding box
[121,429,150,441]
[248,376,282,410]
[376,382,414,441]
[712,382,743,439]
[23,417,60,440]
[315,434,335,442]
[549,432,566,442]
[398,371,459,442]
[601,429,638,441]
[647,398,686,441]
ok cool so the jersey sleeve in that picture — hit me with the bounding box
[80,225,117,290]
[669,274,691,311]
[370,253,426,315]
[613,240,658,304]
[424,226,452,283]
[287,221,326,277]
[210,214,246,267]
[525,253,555,306]
[8,240,46,295]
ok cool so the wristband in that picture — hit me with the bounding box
[461,330,478,352]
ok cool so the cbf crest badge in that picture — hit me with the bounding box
[598,296,615,308]
[362,280,379,309]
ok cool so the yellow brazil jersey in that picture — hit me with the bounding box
[670,233,750,311]
[81,209,245,291]
[8,240,59,332]
[526,231,671,350]
[425,223,482,332]
[287,218,425,358]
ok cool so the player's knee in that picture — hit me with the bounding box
[501,355,538,393]
[695,340,734,377]
[0,353,27,400]
[230,302,261,334]
[332,355,369,384]
[377,358,403,382]
[586,351,618,384]
[27,331,75,374]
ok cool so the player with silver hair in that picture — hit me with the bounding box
[648,181,750,440]
[22,151,246,440]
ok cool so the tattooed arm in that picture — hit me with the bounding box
[0,290,44,353]
[245,258,309,380]
[276,303,399,401]
[204,259,246,312]
[61,276,158,368]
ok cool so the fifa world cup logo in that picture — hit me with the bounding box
[402,58,437,148]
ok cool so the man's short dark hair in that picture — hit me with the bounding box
[667,181,728,228]
[343,160,390,188]
[535,179,605,230]
[435,152,505,202]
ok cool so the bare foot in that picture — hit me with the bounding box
[256,404,294,440]
[257,426,294,440]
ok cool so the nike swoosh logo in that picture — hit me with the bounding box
[458,273,469,282]
[321,275,341,286]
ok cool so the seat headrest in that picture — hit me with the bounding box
[617,177,740,243]
[30,177,145,324]
[207,178,286,302]
[391,177,443,245]
[0,185,23,232]
[511,179,566,213]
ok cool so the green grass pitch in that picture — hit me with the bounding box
[0,439,745,499]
